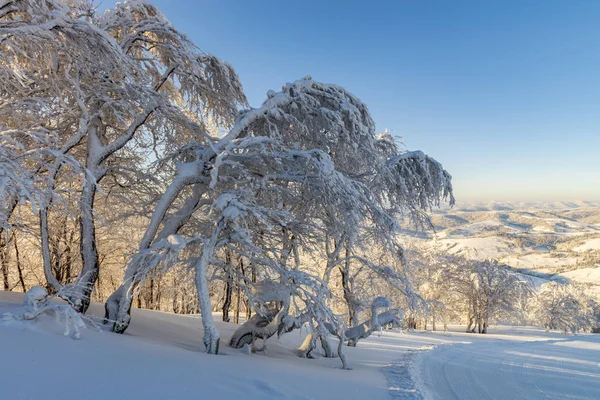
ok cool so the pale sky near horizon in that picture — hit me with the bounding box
[102,0,600,201]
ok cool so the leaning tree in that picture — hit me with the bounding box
[104,77,454,361]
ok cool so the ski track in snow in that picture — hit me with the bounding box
[384,348,428,399]
[414,335,600,400]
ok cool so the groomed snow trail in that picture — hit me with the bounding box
[415,333,600,400]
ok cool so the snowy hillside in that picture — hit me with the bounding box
[415,201,600,296]
[2,291,599,400]
[0,291,395,400]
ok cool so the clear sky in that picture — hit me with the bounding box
[103,0,600,201]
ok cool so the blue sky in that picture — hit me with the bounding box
[103,0,600,201]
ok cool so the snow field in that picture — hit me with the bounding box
[2,291,599,400]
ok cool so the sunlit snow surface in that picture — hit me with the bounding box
[1,291,599,400]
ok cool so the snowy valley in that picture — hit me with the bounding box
[414,201,600,297]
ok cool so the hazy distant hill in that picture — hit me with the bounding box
[413,200,600,297]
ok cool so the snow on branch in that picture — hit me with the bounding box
[383,150,454,227]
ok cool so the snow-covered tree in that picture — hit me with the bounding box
[105,76,453,360]
[1,0,245,312]
[413,252,533,334]
[530,282,599,334]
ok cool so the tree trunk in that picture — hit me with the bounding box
[0,195,18,243]
[245,261,254,320]
[148,278,155,309]
[13,233,26,292]
[64,233,72,284]
[222,278,232,322]
[466,314,474,333]
[156,278,162,310]
[317,322,336,358]
[105,183,204,333]
[73,162,101,313]
[340,244,359,346]
[172,274,180,313]
[1,235,9,291]
[222,251,233,322]
[233,281,241,325]
[195,221,223,354]
[40,207,62,294]
[233,257,242,324]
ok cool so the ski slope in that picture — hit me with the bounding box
[415,328,600,400]
[1,291,599,400]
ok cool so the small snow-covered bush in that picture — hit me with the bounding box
[2,286,86,339]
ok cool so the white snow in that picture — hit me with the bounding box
[438,236,515,259]
[415,327,600,400]
[503,253,578,270]
[574,238,600,252]
[0,291,410,400]
[2,291,599,400]
[561,267,600,285]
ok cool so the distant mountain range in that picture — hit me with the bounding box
[437,200,600,213]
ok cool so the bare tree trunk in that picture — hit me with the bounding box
[156,277,162,310]
[233,281,240,324]
[233,257,242,324]
[340,268,357,326]
[172,274,180,313]
[244,298,251,320]
[64,222,73,284]
[222,251,233,322]
[181,284,189,314]
[222,278,232,322]
[148,278,155,310]
[1,235,9,291]
[13,233,26,292]
[246,261,255,320]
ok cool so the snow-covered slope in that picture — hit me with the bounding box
[415,327,600,400]
[2,291,599,400]
[0,291,425,400]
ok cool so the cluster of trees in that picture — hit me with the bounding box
[0,0,455,363]
[408,248,599,334]
[410,252,531,333]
